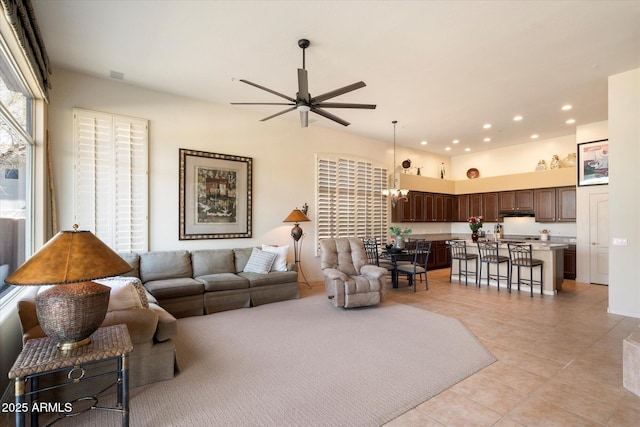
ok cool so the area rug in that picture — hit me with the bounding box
[65,294,495,426]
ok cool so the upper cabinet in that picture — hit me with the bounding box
[455,195,469,222]
[535,186,576,222]
[482,192,500,222]
[499,190,534,211]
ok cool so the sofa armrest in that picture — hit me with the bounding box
[149,302,178,342]
[17,287,40,336]
[322,268,348,282]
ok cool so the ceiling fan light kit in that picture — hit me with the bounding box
[231,39,376,127]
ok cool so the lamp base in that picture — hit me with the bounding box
[35,282,111,350]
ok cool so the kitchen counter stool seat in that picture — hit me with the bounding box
[477,242,510,291]
[507,243,544,297]
[448,240,478,286]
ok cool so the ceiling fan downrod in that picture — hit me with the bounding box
[298,39,309,70]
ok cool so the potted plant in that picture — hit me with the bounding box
[389,225,412,249]
[467,216,484,242]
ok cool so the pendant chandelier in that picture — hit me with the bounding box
[382,120,409,207]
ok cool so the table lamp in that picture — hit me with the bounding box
[283,208,311,286]
[5,225,132,350]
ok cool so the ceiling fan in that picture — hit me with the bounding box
[231,39,376,127]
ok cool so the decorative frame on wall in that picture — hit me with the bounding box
[577,139,609,187]
[179,148,252,239]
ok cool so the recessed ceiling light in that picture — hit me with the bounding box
[421,140,427,145]
[566,119,576,124]
[562,104,572,111]
[465,148,471,152]
[445,147,451,151]
[452,139,459,144]
[483,123,492,129]
[531,134,539,139]
[513,115,523,121]
[483,137,491,142]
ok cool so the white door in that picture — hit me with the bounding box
[589,193,609,285]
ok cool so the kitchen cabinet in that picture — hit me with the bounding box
[500,190,534,211]
[482,192,500,222]
[455,195,469,222]
[564,244,576,279]
[392,191,424,222]
[469,194,483,218]
[535,188,557,222]
[424,193,435,221]
[557,186,576,222]
[427,240,451,270]
[535,187,576,222]
[443,195,455,222]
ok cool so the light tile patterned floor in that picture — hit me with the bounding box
[303,269,640,426]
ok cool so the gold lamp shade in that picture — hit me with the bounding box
[6,227,132,349]
[283,209,311,241]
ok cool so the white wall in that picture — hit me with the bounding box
[608,68,640,318]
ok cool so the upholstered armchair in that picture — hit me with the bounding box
[320,237,387,308]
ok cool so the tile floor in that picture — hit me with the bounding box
[304,269,640,426]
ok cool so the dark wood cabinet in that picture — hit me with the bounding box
[482,192,500,222]
[564,244,576,279]
[535,188,557,222]
[500,190,534,211]
[392,191,423,222]
[443,195,455,222]
[557,187,576,222]
[469,194,482,218]
[455,195,469,222]
[535,187,576,222]
[427,240,451,270]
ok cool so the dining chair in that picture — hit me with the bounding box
[362,237,394,272]
[448,240,478,286]
[477,241,510,291]
[396,240,432,292]
[507,243,544,297]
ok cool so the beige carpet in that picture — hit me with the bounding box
[51,294,495,426]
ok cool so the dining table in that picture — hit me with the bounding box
[382,247,411,288]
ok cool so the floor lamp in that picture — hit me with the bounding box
[283,208,311,288]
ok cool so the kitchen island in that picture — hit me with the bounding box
[405,234,567,295]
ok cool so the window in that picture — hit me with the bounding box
[73,109,148,253]
[316,154,388,253]
[0,42,33,298]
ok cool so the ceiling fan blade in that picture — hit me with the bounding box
[298,68,309,101]
[238,79,296,103]
[231,102,295,106]
[300,110,308,128]
[260,106,296,122]
[311,107,350,126]
[315,102,377,109]
[311,81,366,103]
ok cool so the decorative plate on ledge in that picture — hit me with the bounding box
[466,168,480,179]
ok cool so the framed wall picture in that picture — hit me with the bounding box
[577,139,608,187]
[179,148,252,239]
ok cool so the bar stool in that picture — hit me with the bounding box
[477,242,510,291]
[448,240,478,286]
[507,243,544,297]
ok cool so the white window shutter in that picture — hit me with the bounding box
[315,154,388,254]
[73,109,148,252]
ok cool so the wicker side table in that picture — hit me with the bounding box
[8,324,133,427]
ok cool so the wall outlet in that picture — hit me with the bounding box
[612,237,628,246]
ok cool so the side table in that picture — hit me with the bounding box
[8,324,133,427]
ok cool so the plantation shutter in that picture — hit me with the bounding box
[73,108,148,252]
[316,154,388,253]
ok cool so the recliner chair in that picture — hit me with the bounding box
[320,237,387,308]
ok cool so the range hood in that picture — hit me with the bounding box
[499,210,536,218]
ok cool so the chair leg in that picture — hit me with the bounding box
[478,261,483,287]
[425,271,429,291]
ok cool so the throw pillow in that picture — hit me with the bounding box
[98,276,149,308]
[243,248,277,274]
[94,277,145,311]
[261,244,289,272]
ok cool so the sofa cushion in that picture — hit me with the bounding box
[191,249,235,277]
[243,248,276,274]
[239,270,299,288]
[144,277,204,299]
[118,252,140,278]
[95,276,149,309]
[195,273,250,291]
[261,244,289,272]
[233,247,254,273]
[139,251,193,283]
[103,307,158,344]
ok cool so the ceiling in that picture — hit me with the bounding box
[31,1,639,155]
